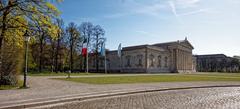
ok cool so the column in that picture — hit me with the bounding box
[181,50,183,70]
[176,49,178,71]
[182,51,184,71]
[182,50,184,70]
[183,51,185,71]
[185,52,187,71]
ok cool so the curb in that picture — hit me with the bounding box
[1,85,240,109]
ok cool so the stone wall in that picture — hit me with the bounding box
[121,48,147,73]
[146,46,171,73]
[107,51,121,72]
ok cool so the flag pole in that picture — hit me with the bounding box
[120,54,122,73]
[86,37,89,74]
[104,51,107,74]
[103,42,107,74]
[83,36,89,74]
[104,43,107,73]
[118,43,122,73]
[86,49,88,73]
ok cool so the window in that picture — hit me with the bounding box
[93,59,96,67]
[158,55,162,68]
[107,59,110,68]
[137,54,143,67]
[164,56,168,67]
[150,54,154,67]
[125,55,131,67]
[100,59,104,67]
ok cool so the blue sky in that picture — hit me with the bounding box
[56,0,240,56]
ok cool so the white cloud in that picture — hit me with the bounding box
[134,3,166,16]
[104,0,167,19]
[168,0,212,19]
[178,8,210,16]
[174,0,200,8]
[105,0,210,19]
[168,1,185,24]
[169,1,178,17]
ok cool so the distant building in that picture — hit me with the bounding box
[89,38,196,73]
[234,56,240,61]
[195,54,240,72]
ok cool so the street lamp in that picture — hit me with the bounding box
[23,30,30,88]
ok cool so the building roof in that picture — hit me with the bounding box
[122,44,168,52]
[153,38,194,49]
[122,38,194,51]
[195,54,228,58]
[122,44,148,51]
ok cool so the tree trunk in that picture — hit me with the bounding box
[0,6,9,84]
[39,33,44,72]
[51,41,55,73]
[59,48,62,72]
[96,53,99,72]
[70,36,74,73]
[80,42,84,72]
[55,37,60,73]
[95,35,99,72]
[0,37,3,82]
[84,56,86,72]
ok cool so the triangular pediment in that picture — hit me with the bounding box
[180,40,194,49]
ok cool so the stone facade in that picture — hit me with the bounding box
[195,54,240,72]
[89,38,196,73]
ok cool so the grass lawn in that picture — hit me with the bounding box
[0,80,23,90]
[55,73,240,84]
[189,72,240,76]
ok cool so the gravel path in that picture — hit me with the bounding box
[1,75,240,108]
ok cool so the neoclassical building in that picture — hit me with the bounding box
[195,54,240,72]
[89,38,196,73]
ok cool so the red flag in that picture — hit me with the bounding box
[82,48,87,57]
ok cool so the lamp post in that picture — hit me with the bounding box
[23,30,30,88]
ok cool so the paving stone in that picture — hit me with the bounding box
[40,87,240,109]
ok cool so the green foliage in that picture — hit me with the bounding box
[2,15,26,47]
[1,1,107,79]
[0,0,62,45]
[0,40,23,85]
[0,0,62,85]
[65,22,81,73]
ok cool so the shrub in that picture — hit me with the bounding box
[0,41,23,86]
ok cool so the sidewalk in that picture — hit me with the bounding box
[0,76,240,108]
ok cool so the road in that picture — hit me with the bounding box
[38,87,240,109]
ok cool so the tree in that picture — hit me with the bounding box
[219,59,227,72]
[48,18,65,73]
[1,40,23,85]
[92,25,105,72]
[54,19,65,73]
[0,0,61,85]
[0,0,60,52]
[65,22,80,73]
[37,29,48,72]
[79,22,93,71]
[230,59,239,72]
